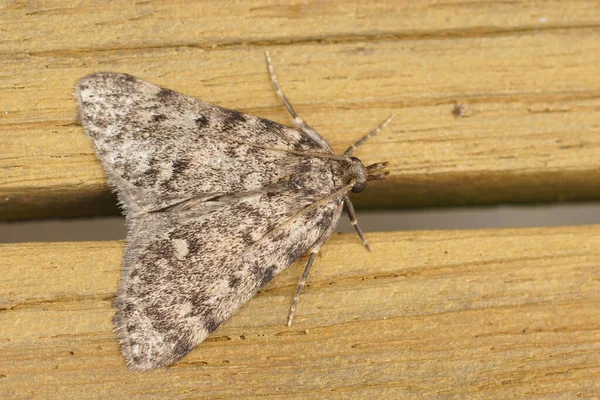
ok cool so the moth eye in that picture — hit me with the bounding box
[350,156,361,163]
[351,181,366,193]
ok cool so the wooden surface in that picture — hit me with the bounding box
[2,227,600,399]
[2,1,600,219]
[2,1,600,399]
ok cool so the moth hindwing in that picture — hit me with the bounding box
[75,53,391,370]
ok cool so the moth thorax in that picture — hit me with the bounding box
[347,157,368,193]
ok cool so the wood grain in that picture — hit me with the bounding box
[2,227,599,398]
[2,1,600,219]
[2,2,599,398]
[2,0,599,54]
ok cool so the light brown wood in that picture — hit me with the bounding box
[2,1,600,219]
[2,227,599,398]
[2,0,600,54]
[2,2,600,397]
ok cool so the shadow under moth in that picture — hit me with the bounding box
[75,52,391,370]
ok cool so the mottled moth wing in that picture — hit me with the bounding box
[76,73,331,216]
[116,187,343,369]
[76,73,348,370]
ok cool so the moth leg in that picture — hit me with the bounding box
[343,196,371,252]
[287,251,318,327]
[264,51,314,130]
[344,114,395,156]
[264,51,332,151]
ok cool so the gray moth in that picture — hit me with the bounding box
[75,52,391,370]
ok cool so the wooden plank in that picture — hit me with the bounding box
[2,0,599,55]
[2,227,600,398]
[2,26,600,219]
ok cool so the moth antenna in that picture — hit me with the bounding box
[265,51,333,151]
[344,114,395,156]
[287,251,318,326]
[344,196,371,252]
[265,51,299,121]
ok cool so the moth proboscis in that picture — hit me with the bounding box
[75,51,392,370]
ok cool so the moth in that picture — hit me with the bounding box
[76,52,392,370]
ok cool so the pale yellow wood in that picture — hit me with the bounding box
[2,2,600,219]
[2,2,599,398]
[2,0,599,54]
[1,227,600,399]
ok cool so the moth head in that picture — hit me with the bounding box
[346,157,390,193]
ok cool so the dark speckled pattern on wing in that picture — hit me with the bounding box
[76,73,329,215]
[75,73,352,370]
[118,188,343,369]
